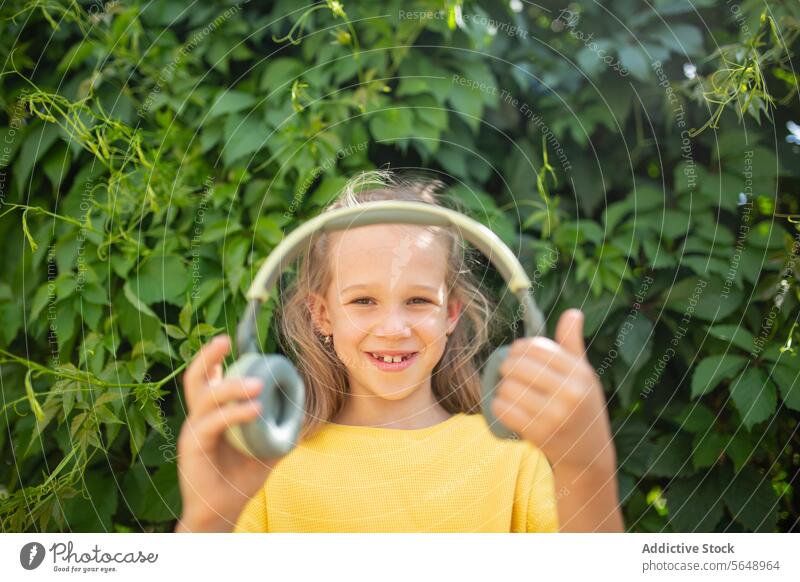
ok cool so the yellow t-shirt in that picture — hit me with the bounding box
[233,412,559,532]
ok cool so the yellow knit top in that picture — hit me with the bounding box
[233,412,559,533]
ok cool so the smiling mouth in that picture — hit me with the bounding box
[366,352,418,363]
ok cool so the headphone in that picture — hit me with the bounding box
[224,200,546,459]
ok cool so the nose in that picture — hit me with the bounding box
[372,304,412,338]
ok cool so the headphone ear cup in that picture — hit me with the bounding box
[480,345,519,440]
[223,353,306,459]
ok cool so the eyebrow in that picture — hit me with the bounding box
[341,283,441,294]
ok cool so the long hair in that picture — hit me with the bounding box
[275,169,502,439]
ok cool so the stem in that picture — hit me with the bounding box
[0,204,97,232]
[0,349,188,390]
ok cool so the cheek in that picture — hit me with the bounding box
[415,317,451,345]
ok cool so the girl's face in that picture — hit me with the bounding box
[309,224,462,404]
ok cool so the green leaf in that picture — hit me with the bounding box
[666,472,724,532]
[446,84,484,133]
[707,325,756,352]
[646,432,695,477]
[659,24,704,55]
[42,142,72,190]
[726,430,759,472]
[638,208,691,240]
[123,463,181,522]
[618,45,650,81]
[222,114,270,166]
[769,363,800,411]
[56,41,96,73]
[24,370,45,422]
[435,143,468,177]
[128,407,147,463]
[691,431,728,469]
[747,222,786,250]
[408,94,448,131]
[369,107,415,143]
[602,199,634,233]
[396,76,432,98]
[123,281,158,318]
[14,122,61,195]
[165,323,186,339]
[30,284,52,321]
[62,469,118,532]
[134,254,189,305]
[617,316,654,366]
[673,403,716,433]
[397,59,452,104]
[729,368,776,430]
[140,398,166,434]
[722,466,778,532]
[207,90,257,119]
[92,404,123,426]
[576,47,604,76]
[308,176,349,208]
[662,277,743,322]
[691,354,748,398]
[140,414,182,467]
[260,58,304,92]
[613,419,656,476]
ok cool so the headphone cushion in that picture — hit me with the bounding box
[224,353,306,458]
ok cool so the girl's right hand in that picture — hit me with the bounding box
[175,335,283,532]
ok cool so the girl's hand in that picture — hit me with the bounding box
[491,309,617,475]
[175,335,283,532]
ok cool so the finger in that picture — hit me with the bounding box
[495,378,559,419]
[491,396,549,445]
[186,400,263,450]
[191,376,264,418]
[208,363,223,387]
[499,355,566,397]
[509,336,586,377]
[183,336,231,402]
[555,308,586,358]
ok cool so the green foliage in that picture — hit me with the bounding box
[0,0,798,532]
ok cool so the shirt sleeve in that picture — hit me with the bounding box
[523,447,560,532]
[233,486,269,533]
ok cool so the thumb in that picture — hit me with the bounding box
[555,308,586,358]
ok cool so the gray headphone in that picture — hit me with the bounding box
[224,200,546,459]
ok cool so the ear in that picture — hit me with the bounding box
[306,292,332,336]
[446,297,463,335]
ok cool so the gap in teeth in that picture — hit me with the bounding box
[372,353,412,363]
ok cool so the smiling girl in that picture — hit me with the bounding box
[175,170,623,533]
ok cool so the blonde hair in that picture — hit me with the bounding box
[275,169,501,439]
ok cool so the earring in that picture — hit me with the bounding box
[324,334,332,345]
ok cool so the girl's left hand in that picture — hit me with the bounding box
[491,308,617,474]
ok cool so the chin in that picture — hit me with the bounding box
[363,380,423,401]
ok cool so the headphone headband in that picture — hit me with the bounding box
[238,200,545,354]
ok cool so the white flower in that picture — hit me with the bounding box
[786,121,800,145]
[683,63,697,80]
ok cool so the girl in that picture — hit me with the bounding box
[175,170,623,533]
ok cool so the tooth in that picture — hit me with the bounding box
[371,353,412,363]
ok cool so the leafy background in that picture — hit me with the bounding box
[0,0,798,532]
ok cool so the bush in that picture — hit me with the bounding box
[0,0,798,532]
